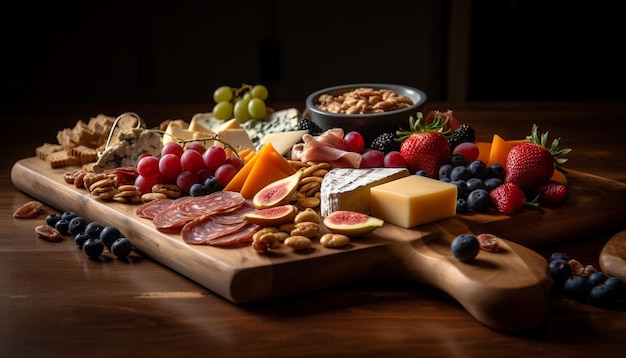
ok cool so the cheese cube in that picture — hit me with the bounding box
[370,175,457,228]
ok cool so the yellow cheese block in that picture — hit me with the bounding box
[370,175,457,228]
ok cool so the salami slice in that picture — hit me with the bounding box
[212,199,257,225]
[180,216,248,245]
[152,204,193,233]
[208,223,260,247]
[177,191,246,217]
[135,198,174,219]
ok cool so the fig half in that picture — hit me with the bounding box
[252,170,303,209]
[323,210,384,237]
[243,204,298,227]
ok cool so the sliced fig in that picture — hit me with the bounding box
[253,170,303,209]
[323,210,384,237]
[242,204,298,227]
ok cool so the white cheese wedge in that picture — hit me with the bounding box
[215,128,255,152]
[320,168,410,217]
[260,130,308,155]
[370,175,457,228]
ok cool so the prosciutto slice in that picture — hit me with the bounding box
[291,128,362,168]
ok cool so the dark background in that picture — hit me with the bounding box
[2,0,624,107]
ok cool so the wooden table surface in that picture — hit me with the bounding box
[2,101,626,357]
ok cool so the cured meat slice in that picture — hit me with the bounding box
[135,198,174,219]
[152,204,193,233]
[180,216,248,244]
[208,223,260,247]
[176,191,246,217]
[212,199,257,225]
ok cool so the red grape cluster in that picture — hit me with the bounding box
[135,142,243,195]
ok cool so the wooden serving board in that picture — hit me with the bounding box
[11,157,626,332]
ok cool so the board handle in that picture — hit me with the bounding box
[389,234,552,332]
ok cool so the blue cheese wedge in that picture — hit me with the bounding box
[92,128,163,173]
[320,168,410,217]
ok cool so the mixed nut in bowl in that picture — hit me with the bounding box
[305,83,427,145]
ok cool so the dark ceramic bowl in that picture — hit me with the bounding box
[305,83,427,145]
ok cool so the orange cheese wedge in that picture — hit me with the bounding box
[225,143,298,199]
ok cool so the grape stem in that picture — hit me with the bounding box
[151,129,243,160]
[234,84,253,98]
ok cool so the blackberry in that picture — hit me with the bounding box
[297,118,323,135]
[447,124,476,151]
[370,132,400,154]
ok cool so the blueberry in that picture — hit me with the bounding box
[189,183,207,197]
[415,170,428,177]
[549,258,572,286]
[451,234,480,262]
[68,216,88,236]
[466,177,486,192]
[456,198,469,213]
[85,221,105,239]
[203,176,224,194]
[61,211,78,222]
[100,226,122,250]
[467,189,491,212]
[54,219,70,235]
[488,163,505,180]
[468,160,488,179]
[111,237,133,259]
[589,284,615,307]
[484,177,503,191]
[587,271,608,287]
[549,252,570,262]
[450,166,471,181]
[439,176,451,183]
[449,180,469,199]
[82,238,104,258]
[438,164,454,179]
[604,277,626,299]
[449,154,467,167]
[45,214,62,228]
[74,232,90,248]
[563,275,591,300]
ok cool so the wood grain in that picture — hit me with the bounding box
[11,156,626,331]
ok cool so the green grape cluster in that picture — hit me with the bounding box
[212,84,269,122]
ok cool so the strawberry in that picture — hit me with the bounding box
[532,179,569,206]
[397,113,450,178]
[505,124,571,190]
[489,182,527,215]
